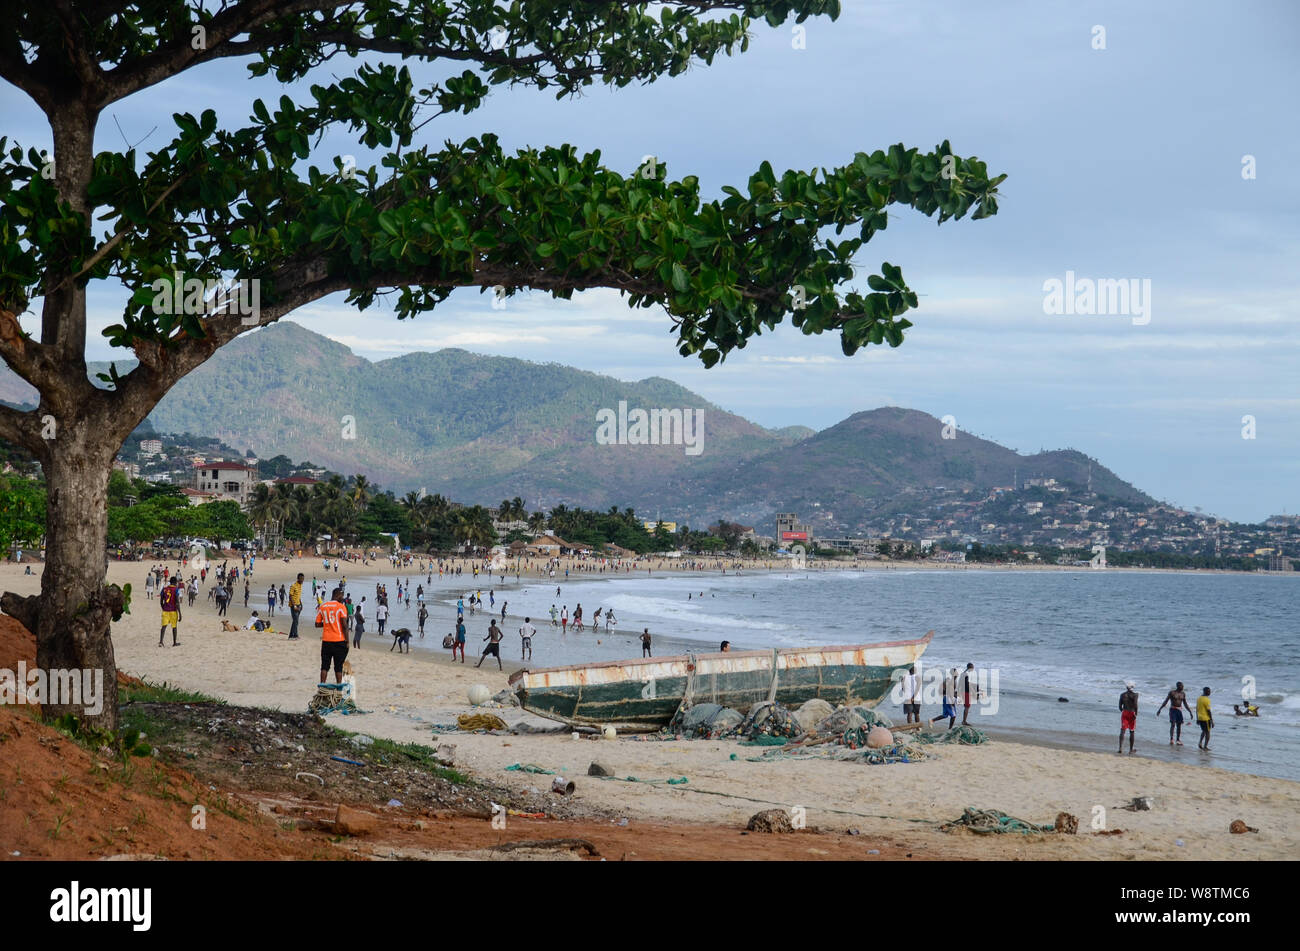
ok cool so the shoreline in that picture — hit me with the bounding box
[1,557,1296,860]
[0,556,1289,774]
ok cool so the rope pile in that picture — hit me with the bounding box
[457,712,507,731]
[308,686,363,716]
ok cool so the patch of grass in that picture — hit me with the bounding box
[362,735,473,785]
[48,808,73,840]
[201,790,249,822]
[121,679,224,705]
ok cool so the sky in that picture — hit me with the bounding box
[3,0,1298,523]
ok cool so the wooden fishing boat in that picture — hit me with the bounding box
[507,631,933,732]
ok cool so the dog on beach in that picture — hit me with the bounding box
[390,627,412,653]
[221,620,240,632]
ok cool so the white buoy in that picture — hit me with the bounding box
[602,725,617,740]
[467,684,491,706]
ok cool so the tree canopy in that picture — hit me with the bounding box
[0,0,1003,730]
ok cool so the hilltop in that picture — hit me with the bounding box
[1,322,1152,531]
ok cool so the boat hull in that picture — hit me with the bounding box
[508,632,933,732]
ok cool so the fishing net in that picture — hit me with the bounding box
[669,702,745,738]
[739,700,802,739]
[940,807,1055,835]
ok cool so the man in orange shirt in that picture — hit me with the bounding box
[316,587,349,683]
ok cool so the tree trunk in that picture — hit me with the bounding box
[2,436,122,732]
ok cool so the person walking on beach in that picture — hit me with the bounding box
[453,617,467,663]
[267,585,277,618]
[375,598,388,637]
[243,579,250,608]
[930,667,959,730]
[549,604,558,627]
[641,628,652,657]
[417,604,429,637]
[561,606,568,634]
[1156,681,1194,746]
[288,573,304,640]
[476,620,504,670]
[158,578,182,647]
[961,663,981,725]
[215,582,229,617]
[1118,680,1139,754]
[316,587,349,684]
[519,617,535,661]
[1196,687,1214,750]
[352,597,366,648]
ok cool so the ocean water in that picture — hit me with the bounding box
[335,567,1300,782]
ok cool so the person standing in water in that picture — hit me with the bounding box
[1196,687,1214,750]
[519,617,535,661]
[1118,680,1139,754]
[641,628,652,657]
[1156,681,1194,746]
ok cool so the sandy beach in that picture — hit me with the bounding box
[3,556,1296,860]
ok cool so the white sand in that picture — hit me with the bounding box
[3,557,1296,860]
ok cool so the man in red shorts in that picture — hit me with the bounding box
[315,587,349,684]
[1118,680,1139,754]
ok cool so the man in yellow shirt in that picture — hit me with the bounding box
[1196,687,1214,751]
[288,572,304,640]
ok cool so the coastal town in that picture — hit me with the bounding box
[20,428,1287,571]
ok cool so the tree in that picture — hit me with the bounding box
[0,473,45,552]
[0,2,1003,730]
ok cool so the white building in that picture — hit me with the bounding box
[193,461,257,508]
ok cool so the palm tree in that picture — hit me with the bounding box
[528,511,546,535]
[350,474,372,512]
[454,506,496,551]
[248,483,275,535]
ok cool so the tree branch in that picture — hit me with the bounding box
[0,308,58,397]
[98,0,341,106]
[0,402,42,455]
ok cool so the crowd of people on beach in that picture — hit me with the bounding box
[142,548,1264,767]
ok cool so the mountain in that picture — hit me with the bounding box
[0,323,1154,530]
[686,407,1153,527]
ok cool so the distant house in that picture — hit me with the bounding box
[273,475,320,487]
[193,461,257,508]
[528,533,574,555]
[139,438,163,456]
[181,487,222,506]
